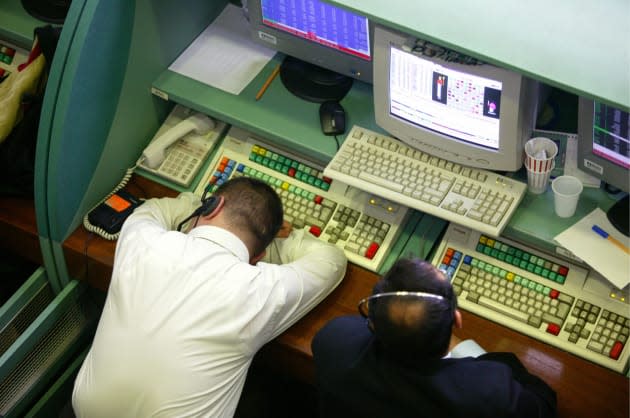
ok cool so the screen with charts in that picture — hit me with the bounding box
[389,47,502,151]
[592,102,630,170]
[578,98,630,237]
[373,25,539,171]
[260,0,371,61]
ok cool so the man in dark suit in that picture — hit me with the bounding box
[311,258,557,418]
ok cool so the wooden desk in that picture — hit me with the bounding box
[61,175,629,418]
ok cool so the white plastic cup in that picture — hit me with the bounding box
[524,137,558,173]
[551,175,583,217]
[526,160,555,194]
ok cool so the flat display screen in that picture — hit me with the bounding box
[592,102,630,169]
[388,47,502,150]
[260,0,371,61]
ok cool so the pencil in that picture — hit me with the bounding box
[255,64,281,101]
[592,225,630,255]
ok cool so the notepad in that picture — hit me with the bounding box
[554,208,630,289]
[168,3,275,95]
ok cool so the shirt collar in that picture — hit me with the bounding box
[188,225,250,262]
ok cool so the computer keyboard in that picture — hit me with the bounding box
[194,126,411,272]
[432,223,630,373]
[324,125,527,237]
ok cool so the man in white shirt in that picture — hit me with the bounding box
[72,177,347,418]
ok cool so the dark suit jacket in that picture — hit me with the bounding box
[312,315,557,418]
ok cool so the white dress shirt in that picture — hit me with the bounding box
[448,339,487,358]
[72,193,347,418]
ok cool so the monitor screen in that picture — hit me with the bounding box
[248,0,374,102]
[373,25,539,171]
[578,99,630,185]
[389,47,502,151]
[578,98,629,236]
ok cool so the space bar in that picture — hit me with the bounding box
[477,296,530,323]
[358,172,404,192]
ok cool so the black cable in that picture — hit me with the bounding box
[177,209,203,232]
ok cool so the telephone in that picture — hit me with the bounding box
[83,105,228,240]
[138,104,227,187]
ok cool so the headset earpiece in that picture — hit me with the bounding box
[199,196,220,216]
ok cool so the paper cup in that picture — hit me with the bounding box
[524,137,558,173]
[526,160,555,194]
[551,176,583,217]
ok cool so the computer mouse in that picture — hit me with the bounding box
[319,101,346,136]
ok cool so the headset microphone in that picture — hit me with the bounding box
[177,196,220,231]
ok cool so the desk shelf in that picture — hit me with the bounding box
[152,54,381,166]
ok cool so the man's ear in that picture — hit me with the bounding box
[454,309,463,329]
[200,196,225,220]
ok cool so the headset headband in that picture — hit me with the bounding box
[358,291,446,318]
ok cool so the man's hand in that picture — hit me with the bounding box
[276,220,293,238]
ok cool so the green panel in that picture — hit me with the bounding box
[0,281,80,378]
[378,211,448,274]
[43,0,229,244]
[38,237,62,294]
[51,242,71,289]
[329,0,629,110]
[34,0,89,289]
[45,0,134,243]
[0,267,47,330]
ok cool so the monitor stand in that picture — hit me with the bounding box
[607,194,629,237]
[279,56,353,103]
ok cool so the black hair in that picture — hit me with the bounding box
[369,258,457,362]
[213,177,284,256]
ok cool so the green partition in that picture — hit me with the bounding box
[33,0,88,292]
[35,0,229,287]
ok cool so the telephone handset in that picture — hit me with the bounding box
[138,104,227,187]
[142,113,214,168]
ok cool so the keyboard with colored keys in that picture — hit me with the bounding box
[432,223,630,373]
[194,126,411,272]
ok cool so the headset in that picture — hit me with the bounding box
[177,195,221,232]
[358,291,446,317]
[358,291,455,333]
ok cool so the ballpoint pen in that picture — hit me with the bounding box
[592,225,630,255]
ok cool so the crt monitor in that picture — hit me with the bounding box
[248,0,373,103]
[577,98,630,237]
[373,25,540,172]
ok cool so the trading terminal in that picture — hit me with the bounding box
[0,0,628,417]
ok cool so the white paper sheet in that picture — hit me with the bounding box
[168,3,276,95]
[554,208,630,288]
